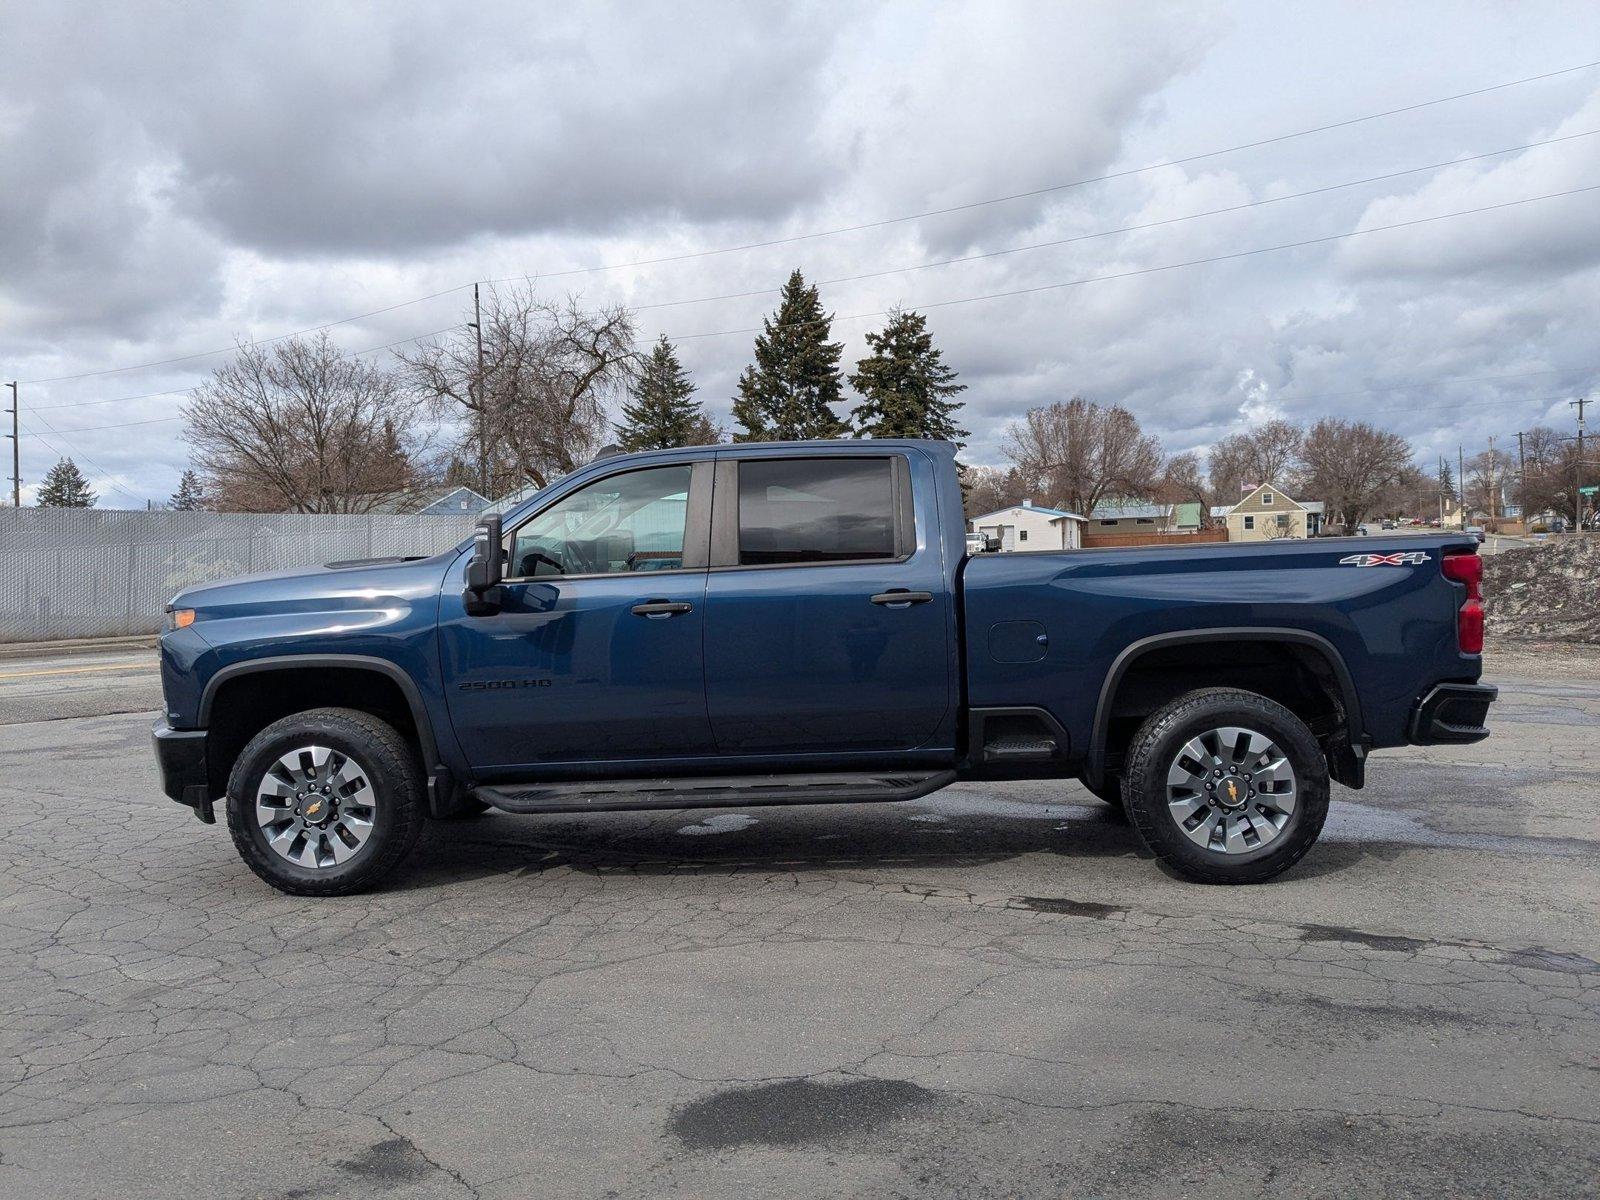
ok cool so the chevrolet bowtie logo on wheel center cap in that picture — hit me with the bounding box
[1220,779,1244,808]
[304,799,325,820]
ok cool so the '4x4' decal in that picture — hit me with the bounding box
[1339,551,1431,566]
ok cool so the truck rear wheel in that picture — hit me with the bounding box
[1121,688,1328,884]
[225,707,425,896]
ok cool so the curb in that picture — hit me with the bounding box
[0,635,160,660]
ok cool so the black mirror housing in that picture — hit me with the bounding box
[463,514,504,615]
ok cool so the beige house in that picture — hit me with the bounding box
[1224,482,1320,541]
[970,500,1086,551]
[1087,501,1175,533]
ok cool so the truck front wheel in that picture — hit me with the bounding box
[225,707,426,896]
[1121,688,1328,884]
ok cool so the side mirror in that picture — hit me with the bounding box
[984,535,1002,553]
[463,514,503,616]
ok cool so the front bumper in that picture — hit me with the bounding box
[151,717,215,823]
[1408,682,1498,745]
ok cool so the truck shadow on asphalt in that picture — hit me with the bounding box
[388,795,1397,891]
[401,796,1147,888]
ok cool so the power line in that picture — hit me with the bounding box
[490,59,1600,284]
[35,414,185,433]
[18,57,1600,387]
[632,129,1600,312]
[26,181,1599,446]
[31,129,1598,418]
[667,182,1600,340]
[18,415,149,505]
[19,286,471,386]
[31,130,1599,418]
[21,326,459,415]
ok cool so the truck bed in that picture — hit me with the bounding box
[961,534,1482,755]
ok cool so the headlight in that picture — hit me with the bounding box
[166,608,196,631]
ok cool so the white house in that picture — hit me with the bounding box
[969,500,1087,551]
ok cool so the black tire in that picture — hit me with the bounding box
[226,707,425,896]
[1122,688,1328,884]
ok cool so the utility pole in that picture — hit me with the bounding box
[1487,435,1497,522]
[469,284,488,498]
[1458,444,1465,528]
[1574,396,1587,534]
[1516,430,1526,525]
[4,382,17,507]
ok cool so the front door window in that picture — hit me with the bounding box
[509,465,692,577]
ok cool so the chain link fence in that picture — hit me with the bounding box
[0,509,478,642]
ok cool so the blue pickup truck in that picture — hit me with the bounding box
[153,439,1495,895]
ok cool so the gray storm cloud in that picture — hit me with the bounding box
[1,1,1596,504]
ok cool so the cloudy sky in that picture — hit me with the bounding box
[3,1,1598,507]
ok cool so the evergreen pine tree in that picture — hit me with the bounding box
[1437,458,1457,502]
[35,458,98,508]
[731,269,847,441]
[848,308,969,445]
[615,336,715,450]
[170,469,206,511]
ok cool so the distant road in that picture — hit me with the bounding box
[0,645,161,725]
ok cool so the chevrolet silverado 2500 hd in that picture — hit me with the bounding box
[152,439,1495,895]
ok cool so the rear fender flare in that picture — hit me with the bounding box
[1085,628,1362,788]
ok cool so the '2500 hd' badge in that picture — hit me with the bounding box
[1339,551,1431,567]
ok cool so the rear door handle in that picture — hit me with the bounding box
[631,600,693,618]
[870,590,934,607]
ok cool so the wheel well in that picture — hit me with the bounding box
[205,668,422,792]
[1098,640,1351,775]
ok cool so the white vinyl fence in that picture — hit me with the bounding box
[0,509,478,642]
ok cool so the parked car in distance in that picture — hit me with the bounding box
[965,532,986,555]
[1381,519,1396,530]
[152,439,1495,896]
[1464,525,1486,543]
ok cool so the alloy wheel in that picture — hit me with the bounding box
[255,744,377,869]
[1164,725,1297,855]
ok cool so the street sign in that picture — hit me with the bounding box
[1581,486,1599,496]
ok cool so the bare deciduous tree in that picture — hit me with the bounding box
[962,464,1033,518]
[183,334,425,513]
[1517,426,1584,525]
[1208,419,1304,500]
[1000,397,1163,518]
[398,284,637,498]
[1298,418,1414,532]
[1160,451,1214,524]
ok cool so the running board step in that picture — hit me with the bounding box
[474,769,956,815]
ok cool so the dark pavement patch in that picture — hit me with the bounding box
[669,1078,940,1151]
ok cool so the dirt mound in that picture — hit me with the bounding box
[1484,537,1600,644]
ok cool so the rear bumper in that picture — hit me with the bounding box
[1408,682,1497,745]
[151,717,215,823]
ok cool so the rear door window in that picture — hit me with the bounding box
[736,458,898,566]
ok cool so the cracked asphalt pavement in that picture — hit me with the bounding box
[1,643,1596,1197]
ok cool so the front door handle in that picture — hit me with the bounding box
[870,590,934,607]
[631,600,693,618]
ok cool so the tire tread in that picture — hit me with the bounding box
[1122,688,1328,885]
[225,707,425,896]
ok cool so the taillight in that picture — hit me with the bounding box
[1442,552,1483,654]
